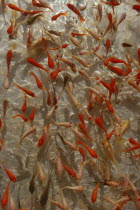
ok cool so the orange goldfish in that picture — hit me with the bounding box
[29,72,43,89]
[78,113,86,127]
[1,162,16,182]
[67,3,85,22]
[133,5,140,12]
[51,12,68,21]
[44,47,54,69]
[6,50,13,76]
[106,39,110,55]
[14,83,36,97]
[12,114,28,122]
[1,181,11,210]
[37,133,45,148]
[62,164,77,178]
[29,105,36,121]
[50,68,65,80]
[123,144,140,152]
[27,57,49,73]
[77,140,98,158]
[91,181,100,203]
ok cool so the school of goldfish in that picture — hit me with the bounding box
[0,0,140,209]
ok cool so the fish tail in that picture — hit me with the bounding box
[80,17,85,22]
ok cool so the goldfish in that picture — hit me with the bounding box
[95,76,110,91]
[1,162,16,182]
[29,71,43,89]
[129,138,139,145]
[1,181,11,210]
[123,144,140,152]
[106,129,114,140]
[50,68,66,80]
[95,117,107,134]
[77,140,98,159]
[43,46,54,69]
[106,65,124,76]
[135,71,140,85]
[62,164,77,178]
[37,133,45,148]
[51,12,68,21]
[106,39,110,55]
[29,104,36,121]
[44,88,51,106]
[32,0,53,11]
[104,99,114,114]
[107,12,113,30]
[78,113,86,127]
[14,83,36,97]
[79,147,85,165]
[67,3,85,22]
[6,50,13,77]
[62,43,69,48]
[7,4,26,12]
[133,5,140,12]
[71,32,88,36]
[32,0,41,7]
[7,20,13,35]
[79,123,93,142]
[104,57,127,66]
[27,57,49,73]
[91,181,100,203]
[100,0,120,13]
[12,114,28,122]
